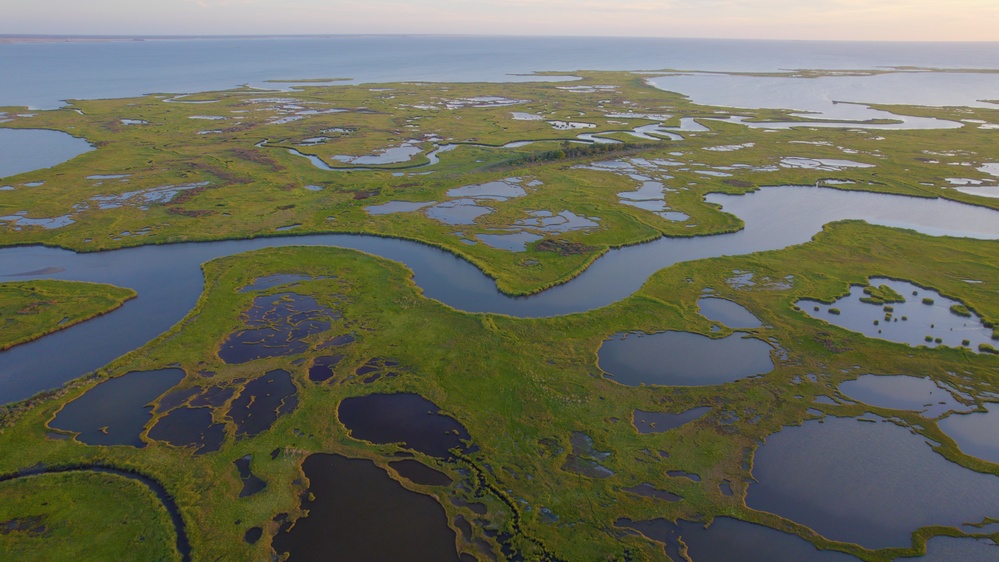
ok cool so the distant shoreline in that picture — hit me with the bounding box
[0,34,383,45]
[4,34,997,46]
[0,33,545,45]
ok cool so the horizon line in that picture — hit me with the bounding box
[2,33,998,45]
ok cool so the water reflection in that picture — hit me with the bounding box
[0,129,93,179]
[838,374,976,418]
[49,368,185,447]
[895,536,999,562]
[599,332,774,386]
[617,516,857,561]
[797,278,996,352]
[749,416,999,549]
[698,297,762,328]
[938,403,999,464]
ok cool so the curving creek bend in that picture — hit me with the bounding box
[2,184,999,403]
[0,465,191,561]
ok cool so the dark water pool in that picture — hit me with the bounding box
[49,368,185,447]
[227,370,298,437]
[622,483,681,502]
[218,293,335,364]
[617,516,857,561]
[271,453,459,561]
[233,455,267,497]
[147,406,224,454]
[338,393,472,460]
[307,355,343,382]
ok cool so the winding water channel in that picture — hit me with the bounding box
[0,465,190,561]
[2,185,999,403]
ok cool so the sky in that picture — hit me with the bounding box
[4,0,999,42]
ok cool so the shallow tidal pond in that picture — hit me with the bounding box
[598,331,774,386]
[0,128,93,179]
[338,393,473,459]
[697,297,762,328]
[797,278,997,352]
[271,453,459,561]
[618,516,857,561]
[748,416,999,549]
[50,368,185,447]
[937,403,999,465]
[838,374,975,418]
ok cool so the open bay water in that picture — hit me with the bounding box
[3,36,999,109]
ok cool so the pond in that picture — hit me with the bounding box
[338,393,473,460]
[838,374,975,419]
[0,128,94,179]
[797,278,996,352]
[937,403,999,465]
[147,406,225,454]
[307,355,343,383]
[697,297,762,328]
[271,453,460,561]
[476,231,542,252]
[227,370,298,437]
[617,516,857,561]
[748,416,999,549]
[622,483,681,502]
[49,368,185,447]
[599,332,774,386]
[233,455,267,498]
[332,142,423,165]
[632,407,710,434]
[217,293,335,364]
[365,200,437,215]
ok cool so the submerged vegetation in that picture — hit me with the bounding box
[1,68,998,560]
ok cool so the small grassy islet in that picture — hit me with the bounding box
[0,280,136,351]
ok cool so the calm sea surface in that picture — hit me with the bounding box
[3,36,999,108]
